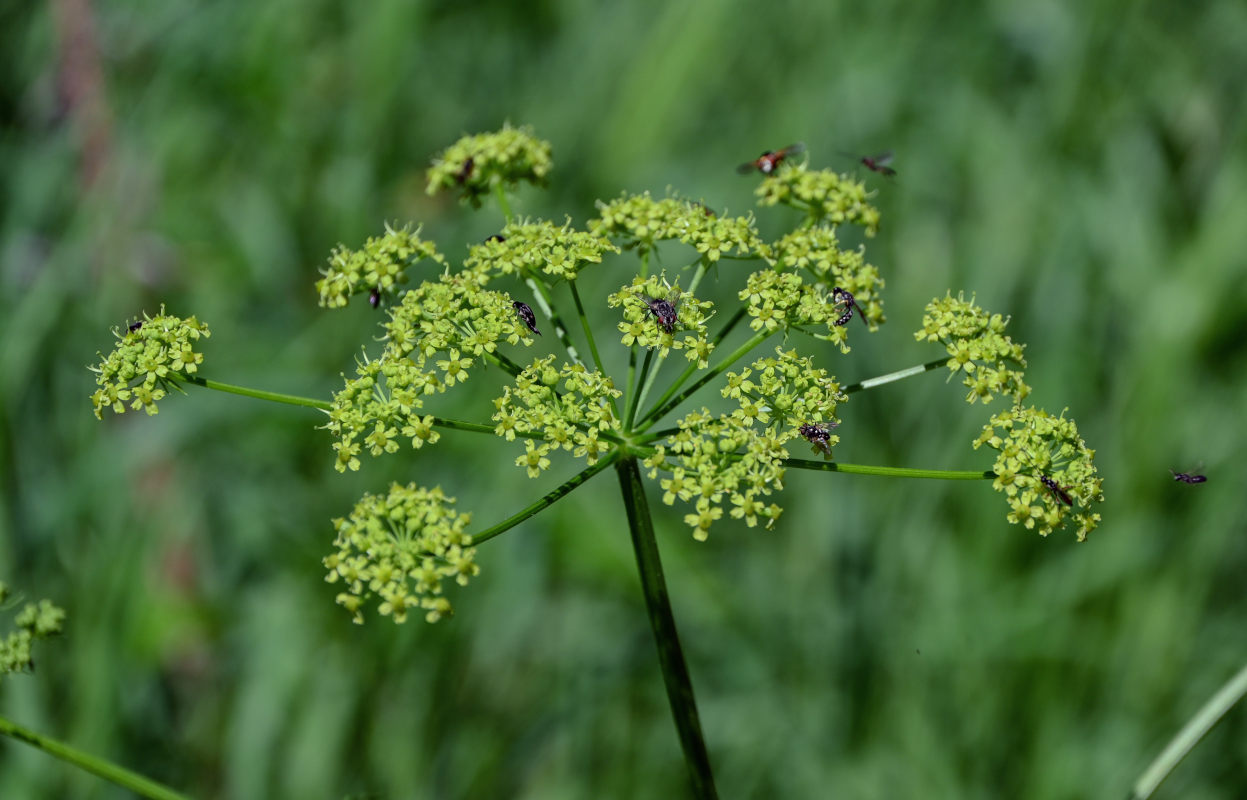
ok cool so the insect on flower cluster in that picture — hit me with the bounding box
[90,126,1117,626]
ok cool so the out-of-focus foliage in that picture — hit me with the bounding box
[2,0,1246,798]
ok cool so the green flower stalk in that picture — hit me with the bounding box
[973,405,1104,540]
[89,308,210,418]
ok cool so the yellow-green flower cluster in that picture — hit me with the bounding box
[323,274,534,472]
[492,355,622,476]
[0,583,65,679]
[771,227,885,325]
[590,192,768,262]
[739,269,875,354]
[722,347,846,458]
[323,484,477,624]
[915,292,1030,404]
[316,224,443,309]
[426,124,554,206]
[755,163,880,234]
[645,348,844,538]
[464,218,620,283]
[973,405,1103,541]
[89,308,211,418]
[607,274,715,365]
[644,411,787,541]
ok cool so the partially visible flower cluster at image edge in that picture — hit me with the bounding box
[0,582,65,679]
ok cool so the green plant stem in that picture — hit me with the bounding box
[569,279,619,418]
[624,348,654,430]
[780,459,995,480]
[0,715,188,800]
[638,307,747,427]
[842,357,949,395]
[492,182,514,225]
[614,457,718,800]
[470,453,619,545]
[637,328,773,431]
[523,272,583,368]
[482,349,526,377]
[1128,660,1247,800]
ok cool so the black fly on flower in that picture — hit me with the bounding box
[127,320,144,333]
[512,300,541,336]
[369,289,382,309]
[643,287,682,335]
[798,420,840,457]
[831,287,867,327]
[1038,474,1075,506]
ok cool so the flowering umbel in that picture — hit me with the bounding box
[316,224,444,309]
[644,348,845,539]
[89,308,210,418]
[973,405,1103,540]
[323,484,478,624]
[426,123,554,206]
[916,292,1030,405]
[91,125,1106,629]
[590,192,768,262]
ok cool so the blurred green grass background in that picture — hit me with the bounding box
[3,0,1247,797]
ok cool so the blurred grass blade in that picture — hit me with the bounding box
[1129,661,1247,799]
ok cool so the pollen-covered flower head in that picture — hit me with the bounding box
[916,291,1030,405]
[316,224,444,309]
[608,273,716,365]
[323,484,478,624]
[463,218,619,283]
[89,307,211,418]
[590,192,768,262]
[426,124,554,206]
[754,161,880,234]
[973,405,1103,541]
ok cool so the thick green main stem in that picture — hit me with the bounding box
[614,457,718,800]
[1129,660,1247,800]
[0,715,188,800]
